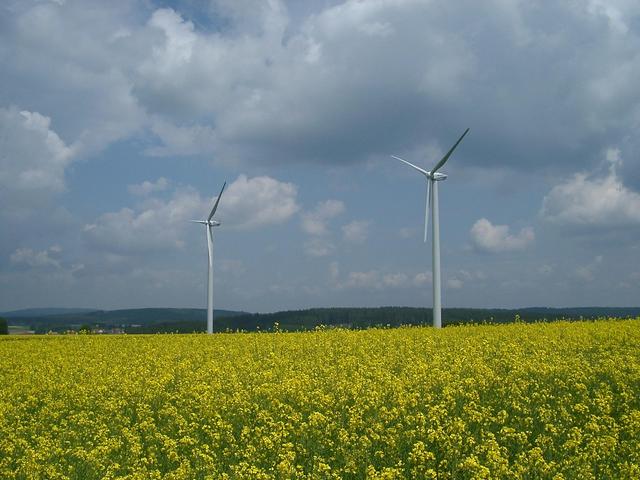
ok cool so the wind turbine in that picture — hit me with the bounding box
[192,182,226,334]
[391,128,469,329]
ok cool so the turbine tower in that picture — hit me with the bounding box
[392,128,469,328]
[192,182,226,334]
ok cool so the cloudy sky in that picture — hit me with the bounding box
[1,0,640,312]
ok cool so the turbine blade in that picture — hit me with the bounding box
[431,128,469,174]
[391,155,429,176]
[424,179,431,243]
[207,181,227,221]
[190,220,207,224]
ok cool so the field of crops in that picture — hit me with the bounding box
[1,320,639,479]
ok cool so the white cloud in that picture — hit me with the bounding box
[342,220,371,244]
[339,271,380,290]
[382,273,408,288]
[398,227,417,239]
[587,0,630,34]
[3,1,640,310]
[304,238,334,257]
[145,8,197,72]
[83,186,204,254]
[0,107,76,214]
[145,119,217,157]
[4,0,640,171]
[10,246,62,270]
[541,150,640,228]
[470,218,535,253]
[128,177,170,196]
[446,269,486,290]
[301,200,345,236]
[358,21,394,38]
[332,269,431,290]
[85,175,299,254]
[574,255,604,282]
[413,272,432,286]
[575,266,594,282]
[221,175,299,229]
[458,269,487,281]
[3,3,146,156]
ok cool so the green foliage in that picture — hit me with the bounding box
[7,308,244,334]
[0,317,7,335]
[214,306,640,333]
[78,324,92,334]
[6,306,640,334]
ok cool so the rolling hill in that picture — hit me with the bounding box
[4,306,639,334]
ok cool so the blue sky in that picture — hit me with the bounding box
[1,0,639,312]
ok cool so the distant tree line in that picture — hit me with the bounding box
[0,317,8,335]
[124,307,640,334]
[5,307,639,335]
[6,308,242,334]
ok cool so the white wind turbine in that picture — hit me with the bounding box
[192,182,226,334]
[392,128,469,328]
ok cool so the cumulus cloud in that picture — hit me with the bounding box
[338,271,380,290]
[541,149,640,228]
[382,273,409,288]
[413,272,433,286]
[10,245,63,270]
[145,119,218,157]
[128,177,170,196]
[332,269,431,290]
[447,269,487,289]
[574,255,604,282]
[2,2,145,155]
[3,1,640,309]
[342,220,371,244]
[83,186,204,254]
[470,218,535,253]
[300,200,350,256]
[398,227,417,239]
[458,269,487,281]
[85,175,299,254]
[130,0,640,170]
[301,200,345,236]
[145,8,197,73]
[304,238,335,257]
[221,175,299,229]
[0,107,76,213]
[3,1,640,171]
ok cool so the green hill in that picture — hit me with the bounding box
[0,308,98,317]
[5,306,639,334]
[214,306,640,332]
[6,308,246,334]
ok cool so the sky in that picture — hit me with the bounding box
[1,0,640,313]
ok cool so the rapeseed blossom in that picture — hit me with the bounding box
[0,319,638,479]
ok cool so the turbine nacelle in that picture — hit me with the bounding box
[391,128,468,181]
[191,220,221,226]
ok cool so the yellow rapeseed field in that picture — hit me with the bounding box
[1,319,639,479]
